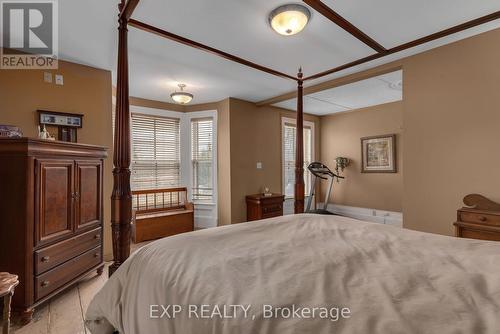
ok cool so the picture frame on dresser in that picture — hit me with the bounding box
[37,110,83,143]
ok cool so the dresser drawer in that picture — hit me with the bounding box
[35,246,102,301]
[35,227,102,275]
[459,211,500,227]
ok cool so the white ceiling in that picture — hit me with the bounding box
[54,0,500,104]
[274,70,402,115]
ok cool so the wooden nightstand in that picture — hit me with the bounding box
[454,194,500,242]
[246,194,285,222]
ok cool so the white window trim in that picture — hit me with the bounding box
[281,117,315,199]
[184,110,218,207]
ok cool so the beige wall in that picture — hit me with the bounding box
[0,59,114,258]
[320,102,403,212]
[215,99,232,226]
[403,28,500,235]
[228,98,321,224]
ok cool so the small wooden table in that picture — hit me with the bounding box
[0,273,19,334]
[246,193,285,221]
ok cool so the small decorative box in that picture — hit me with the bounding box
[0,125,23,138]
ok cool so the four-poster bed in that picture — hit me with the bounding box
[110,0,500,276]
[82,2,500,332]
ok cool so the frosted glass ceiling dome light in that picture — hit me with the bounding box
[269,4,311,36]
[170,84,193,104]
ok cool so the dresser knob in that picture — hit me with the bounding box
[41,280,50,287]
[41,256,50,262]
[94,253,100,258]
[94,234,100,239]
[479,216,487,222]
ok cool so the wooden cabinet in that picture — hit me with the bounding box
[246,193,285,221]
[454,194,500,242]
[0,138,107,320]
[35,159,75,246]
[75,160,102,232]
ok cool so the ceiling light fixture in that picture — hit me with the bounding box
[170,84,193,104]
[269,4,311,36]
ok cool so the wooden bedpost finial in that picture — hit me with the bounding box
[298,67,303,80]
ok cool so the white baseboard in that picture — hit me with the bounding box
[194,203,217,228]
[318,203,403,227]
[195,215,217,229]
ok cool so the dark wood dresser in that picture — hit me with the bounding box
[0,138,107,320]
[454,194,500,242]
[246,193,285,221]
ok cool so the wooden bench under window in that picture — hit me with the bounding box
[132,187,194,243]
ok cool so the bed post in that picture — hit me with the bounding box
[294,68,305,214]
[109,0,132,276]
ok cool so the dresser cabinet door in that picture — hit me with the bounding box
[35,160,74,246]
[75,160,102,232]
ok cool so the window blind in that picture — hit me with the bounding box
[131,113,181,190]
[191,117,214,202]
[283,122,312,198]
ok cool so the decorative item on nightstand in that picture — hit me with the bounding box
[246,193,285,221]
[454,194,500,242]
[262,187,273,197]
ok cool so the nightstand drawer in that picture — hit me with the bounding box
[458,225,500,242]
[262,203,283,215]
[459,212,500,227]
[246,193,285,221]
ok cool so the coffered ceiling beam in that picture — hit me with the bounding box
[388,10,500,53]
[303,10,500,81]
[303,0,387,53]
[128,19,297,81]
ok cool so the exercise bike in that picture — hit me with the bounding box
[305,162,344,215]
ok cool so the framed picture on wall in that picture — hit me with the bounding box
[361,134,397,173]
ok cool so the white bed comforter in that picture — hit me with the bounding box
[86,214,500,334]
